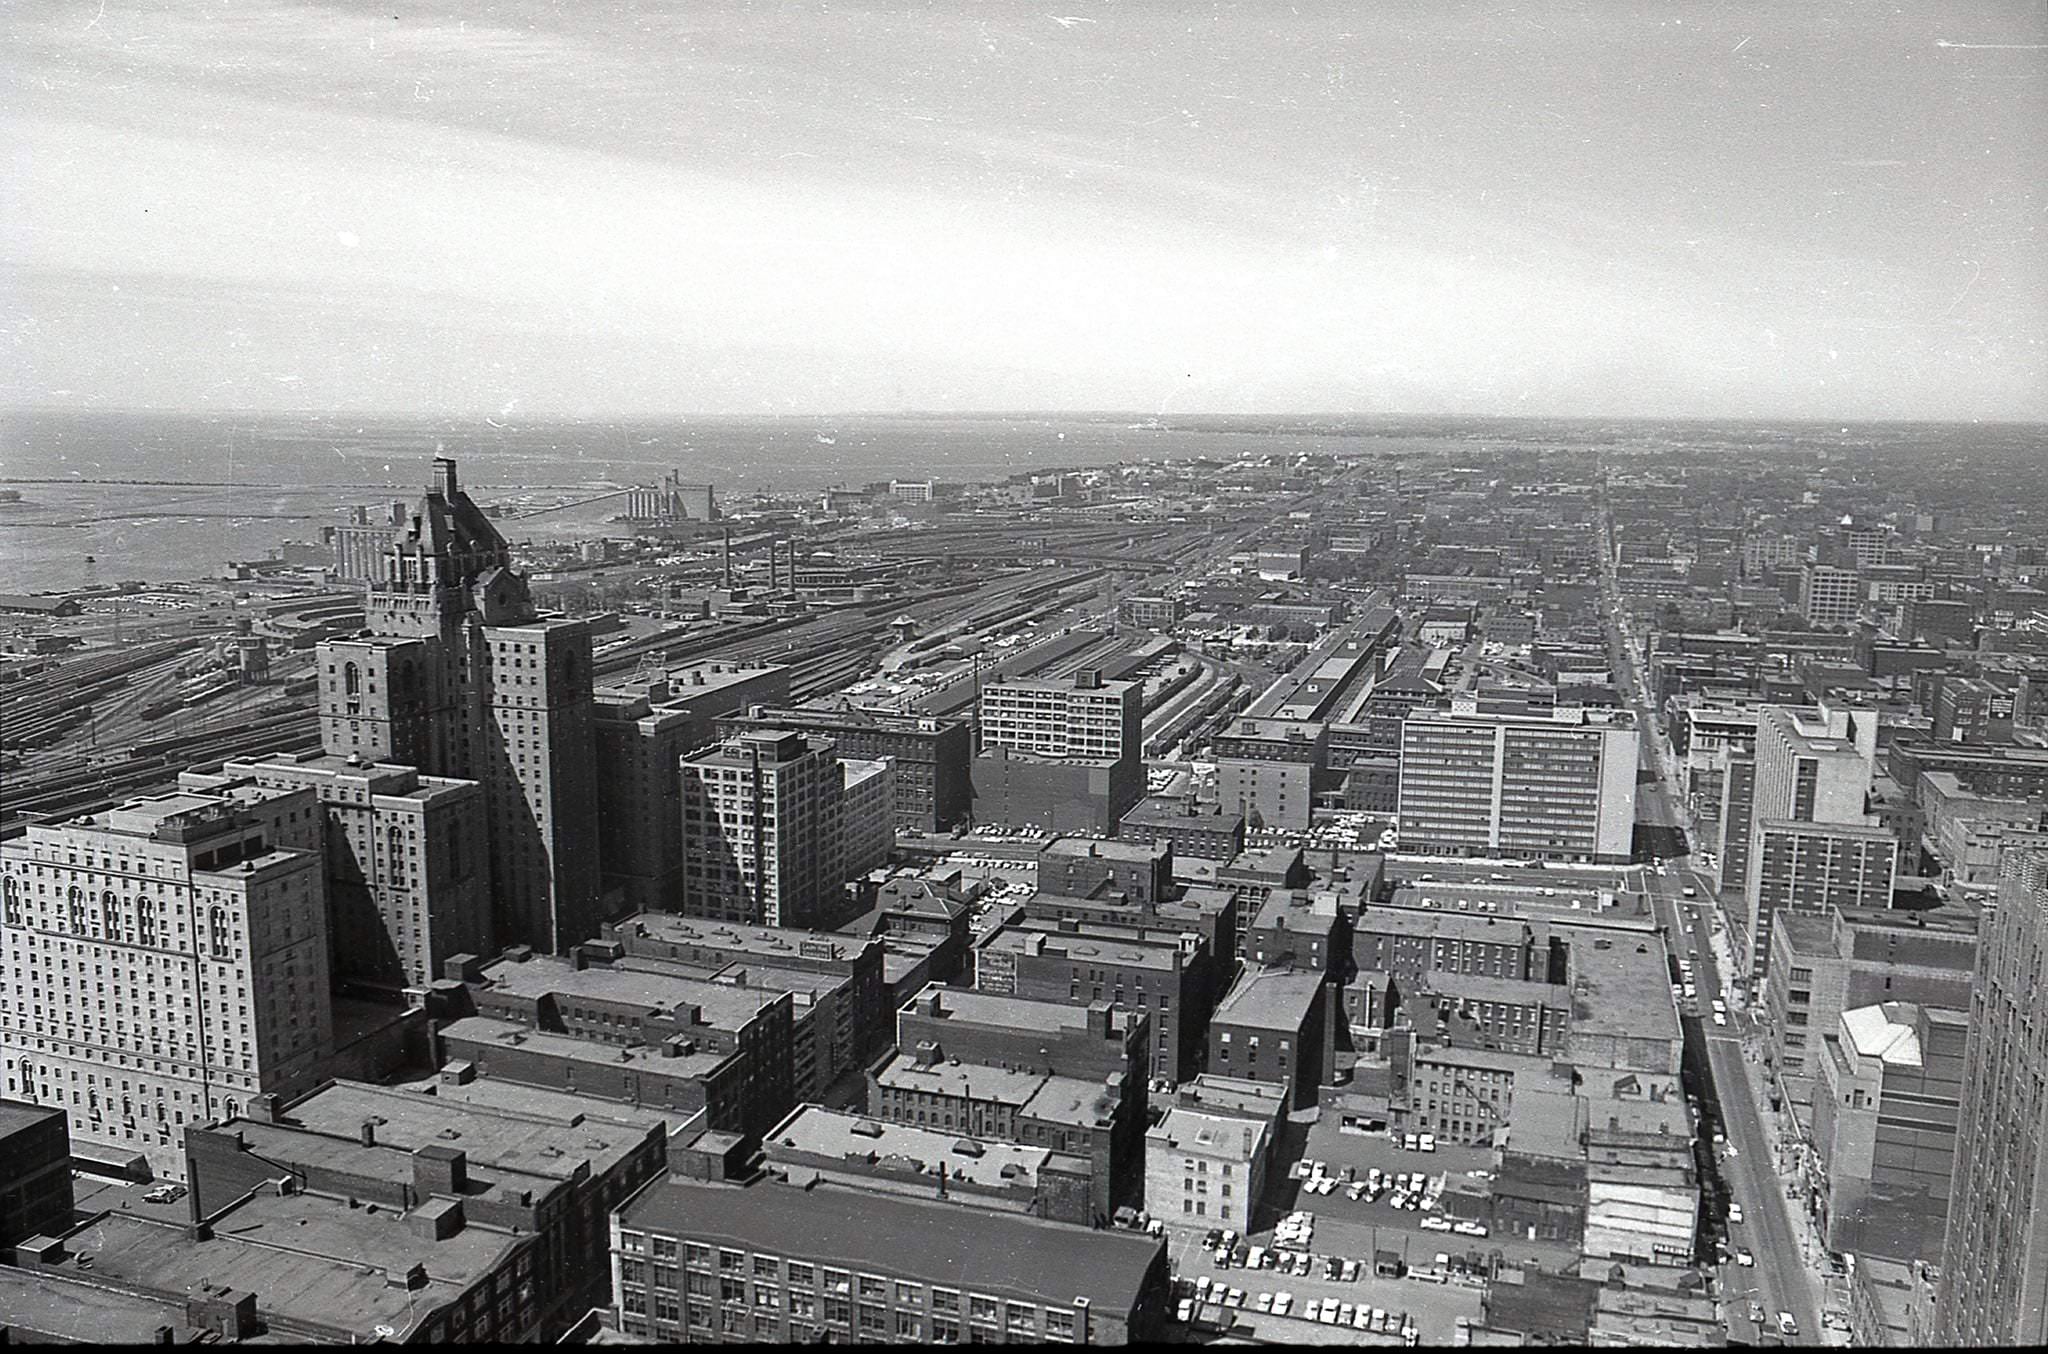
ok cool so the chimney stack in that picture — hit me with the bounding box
[432,457,458,499]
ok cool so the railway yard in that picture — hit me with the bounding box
[2,482,1329,832]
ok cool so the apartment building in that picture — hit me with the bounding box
[715,705,973,832]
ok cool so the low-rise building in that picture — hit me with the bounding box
[867,1043,1143,1224]
[0,1099,73,1251]
[761,1103,1097,1226]
[976,916,1213,1083]
[1144,1076,1285,1233]
[20,1179,549,1342]
[183,1077,666,1339]
[609,1173,1169,1344]
[1207,967,1331,1110]
[1039,836,1173,906]
[1115,795,1246,861]
[1762,903,1977,1116]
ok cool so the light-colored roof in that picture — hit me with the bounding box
[1840,1002,1924,1066]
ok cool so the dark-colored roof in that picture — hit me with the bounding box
[621,1177,1162,1313]
[1485,1271,1600,1342]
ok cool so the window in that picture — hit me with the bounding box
[822,1268,851,1296]
[932,1287,961,1314]
[857,1274,888,1300]
[753,1254,781,1279]
[719,1248,746,1273]
[652,1236,679,1261]
[1045,1309,1077,1341]
[786,1262,815,1287]
[897,1310,925,1338]
[1006,1302,1038,1334]
[895,1281,925,1306]
[969,1295,1000,1326]
[858,1303,888,1334]
[788,1290,817,1320]
[932,1316,962,1343]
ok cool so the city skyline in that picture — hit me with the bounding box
[7,0,2046,421]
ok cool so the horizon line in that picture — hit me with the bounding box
[4,404,2045,429]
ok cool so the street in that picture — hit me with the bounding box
[1605,559,1828,1343]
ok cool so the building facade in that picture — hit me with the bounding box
[316,458,602,954]
[185,752,491,993]
[1933,846,2048,1347]
[679,730,861,930]
[610,1174,1168,1344]
[1,791,334,1180]
[1397,707,1639,863]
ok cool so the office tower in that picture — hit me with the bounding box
[1396,706,1639,863]
[1,791,334,1181]
[1213,717,1328,832]
[1810,1001,1969,1264]
[1752,820,1898,915]
[1742,702,1882,976]
[183,753,492,993]
[1800,562,1863,628]
[1933,846,2048,1347]
[316,457,601,954]
[679,730,860,929]
[975,670,1146,834]
[716,704,972,832]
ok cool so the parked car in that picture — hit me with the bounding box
[1776,1313,1798,1337]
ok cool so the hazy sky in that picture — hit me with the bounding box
[5,0,2045,418]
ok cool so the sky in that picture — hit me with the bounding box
[4,0,2045,419]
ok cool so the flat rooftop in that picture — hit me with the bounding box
[0,1266,190,1344]
[1148,1106,1270,1162]
[981,926,1182,971]
[1213,966,1327,1031]
[872,1053,1118,1127]
[51,1192,519,1340]
[1567,935,1682,1048]
[766,1105,1065,1192]
[261,1079,651,1183]
[1044,836,1168,863]
[476,954,785,1029]
[623,1176,1162,1312]
[438,1015,734,1078]
[609,911,868,962]
[902,985,1105,1036]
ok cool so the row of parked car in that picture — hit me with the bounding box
[1175,1275,1417,1342]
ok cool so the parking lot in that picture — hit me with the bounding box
[1165,1215,1485,1346]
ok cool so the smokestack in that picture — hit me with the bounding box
[723,526,733,590]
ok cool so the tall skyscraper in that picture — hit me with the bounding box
[1395,705,1639,863]
[1933,845,2048,1347]
[1741,701,1881,975]
[1,791,335,1180]
[316,458,601,954]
